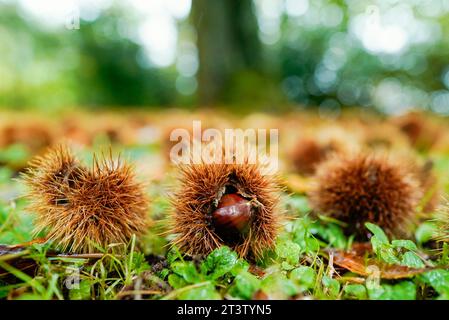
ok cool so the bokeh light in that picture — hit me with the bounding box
[0,0,448,114]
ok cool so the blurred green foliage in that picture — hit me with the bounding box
[0,0,449,114]
[0,3,175,110]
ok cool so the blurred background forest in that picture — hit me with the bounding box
[1,0,449,115]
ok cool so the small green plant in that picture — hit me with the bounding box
[162,246,251,300]
[365,222,426,268]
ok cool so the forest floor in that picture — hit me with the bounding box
[1,109,449,300]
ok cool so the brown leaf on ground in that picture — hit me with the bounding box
[327,243,430,280]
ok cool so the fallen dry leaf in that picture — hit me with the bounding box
[327,243,431,280]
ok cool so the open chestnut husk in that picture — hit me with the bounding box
[169,149,282,258]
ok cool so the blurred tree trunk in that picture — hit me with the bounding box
[191,0,262,106]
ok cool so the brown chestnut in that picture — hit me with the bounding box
[212,193,252,243]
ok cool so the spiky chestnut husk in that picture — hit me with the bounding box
[22,145,86,208]
[290,138,332,175]
[392,112,440,151]
[435,204,449,243]
[22,146,149,253]
[360,123,409,151]
[308,153,421,239]
[0,122,53,152]
[394,113,424,146]
[169,154,282,258]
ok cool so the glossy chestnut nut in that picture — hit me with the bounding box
[212,193,252,243]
